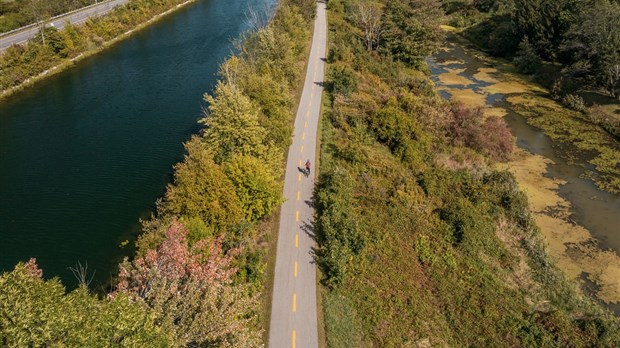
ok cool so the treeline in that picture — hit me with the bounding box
[445,0,620,101]
[0,0,96,33]
[0,0,315,346]
[317,0,619,346]
[1,0,191,95]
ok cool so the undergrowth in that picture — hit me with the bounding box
[316,0,620,346]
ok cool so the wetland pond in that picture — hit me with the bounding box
[428,37,620,315]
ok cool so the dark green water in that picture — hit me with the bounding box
[0,0,275,289]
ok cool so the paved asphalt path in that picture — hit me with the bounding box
[0,0,129,52]
[268,1,326,348]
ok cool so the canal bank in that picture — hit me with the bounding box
[428,37,620,314]
[0,0,277,288]
[0,0,200,101]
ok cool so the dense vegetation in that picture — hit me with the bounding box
[0,0,96,33]
[439,0,620,192]
[1,0,196,96]
[0,0,315,345]
[443,0,620,104]
[317,0,620,346]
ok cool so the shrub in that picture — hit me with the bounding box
[478,116,514,161]
[561,94,587,112]
[315,167,364,287]
[588,105,620,137]
[329,64,358,96]
[448,103,514,161]
[370,102,430,164]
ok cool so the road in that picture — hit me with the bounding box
[0,0,129,52]
[268,1,326,348]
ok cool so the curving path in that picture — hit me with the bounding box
[268,1,326,347]
[0,0,129,52]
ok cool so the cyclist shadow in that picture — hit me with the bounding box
[297,166,310,177]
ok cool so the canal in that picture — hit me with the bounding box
[0,0,276,288]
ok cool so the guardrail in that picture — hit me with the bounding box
[0,0,126,39]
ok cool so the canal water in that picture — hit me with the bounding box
[0,0,276,288]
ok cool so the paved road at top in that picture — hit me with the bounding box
[0,0,128,52]
[268,1,326,348]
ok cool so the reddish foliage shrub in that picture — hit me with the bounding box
[447,103,513,161]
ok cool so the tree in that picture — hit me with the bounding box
[25,0,52,46]
[113,221,262,347]
[201,82,268,163]
[225,155,283,222]
[513,37,542,74]
[607,63,620,98]
[0,259,170,346]
[512,0,585,60]
[380,0,444,68]
[351,1,383,51]
[162,137,244,234]
[563,0,620,97]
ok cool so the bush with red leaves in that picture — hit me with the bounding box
[447,103,514,161]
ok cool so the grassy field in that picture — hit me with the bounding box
[315,0,620,346]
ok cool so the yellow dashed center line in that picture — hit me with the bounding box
[292,330,296,348]
[297,191,300,201]
[296,211,299,222]
[295,234,299,248]
[299,159,302,167]
[298,173,301,182]
[302,132,305,140]
[294,261,298,277]
[300,145,304,153]
[304,121,307,128]
[292,293,297,312]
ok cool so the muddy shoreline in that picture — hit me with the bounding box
[428,38,620,314]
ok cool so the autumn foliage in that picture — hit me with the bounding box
[114,221,261,347]
[447,103,514,161]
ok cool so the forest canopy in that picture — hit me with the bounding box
[444,0,620,99]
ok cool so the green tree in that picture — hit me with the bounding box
[513,37,542,74]
[201,82,268,163]
[563,0,620,97]
[380,0,444,68]
[329,64,358,96]
[162,137,244,233]
[0,259,170,346]
[225,154,283,222]
[512,0,585,59]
